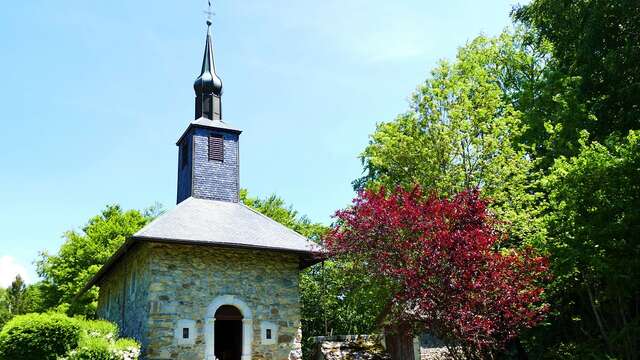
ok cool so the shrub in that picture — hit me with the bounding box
[0,313,140,360]
[64,320,140,360]
[0,313,81,360]
[113,339,141,360]
[79,319,118,340]
[66,336,113,360]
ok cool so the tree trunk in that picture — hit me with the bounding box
[385,324,415,360]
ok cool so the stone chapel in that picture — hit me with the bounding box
[81,19,321,360]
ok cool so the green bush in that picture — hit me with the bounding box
[0,313,140,360]
[112,339,141,360]
[66,336,113,360]
[79,319,118,339]
[0,313,81,360]
[65,320,140,360]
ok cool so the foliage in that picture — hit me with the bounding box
[0,290,9,330]
[240,190,385,359]
[240,189,326,241]
[356,31,544,245]
[0,277,46,330]
[300,260,390,359]
[325,187,549,358]
[501,0,640,357]
[63,319,139,360]
[0,313,81,360]
[36,204,160,317]
[514,0,640,152]
[532,131,640,359]
[66,336,114,360]
[5,275,27,316]
[0,313,140,360]
[300,260,389,336]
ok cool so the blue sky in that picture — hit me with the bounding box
[0,0,523,285]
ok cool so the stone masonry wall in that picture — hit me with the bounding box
[311,335,390,360]
[97,242,153,349]
[146,243,302,360]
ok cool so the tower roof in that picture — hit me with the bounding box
[193,20,223,96]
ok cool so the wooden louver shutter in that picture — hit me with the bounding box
[208,135,224,161]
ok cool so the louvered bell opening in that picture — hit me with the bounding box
[208,135,224,161]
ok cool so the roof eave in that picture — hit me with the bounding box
[176,121,242,145]
[133,235,324,263]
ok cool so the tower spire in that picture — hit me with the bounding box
[194,7,223,120]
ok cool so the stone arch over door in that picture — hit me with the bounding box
[205,295,253,360]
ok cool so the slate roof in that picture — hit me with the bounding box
[136,197,321,253]
[176,117,242,145]
[81,197,323,293]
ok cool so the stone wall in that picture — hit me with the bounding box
[145,243,302,360]
[97,242,153,349]
[417,334,449,360]
[310,335,390,360]
[309,334,451,360]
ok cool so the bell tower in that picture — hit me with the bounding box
[176,19,241,204]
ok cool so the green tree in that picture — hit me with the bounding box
[0,289,10,330]
[240,190,385,359]
[514,0,640,151]
[513,0,640,168]
[357,31,544,245]
[532,131,640,358]
[240,189,326,241]
[5,276,27,316]
[508,1,640,357]
[0,277,45,330]
[36,204,160,316]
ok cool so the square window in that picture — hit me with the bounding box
[176,319,196,345]
[260,321,278,345]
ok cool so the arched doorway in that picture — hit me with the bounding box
[205,295,253,360]
[214,305,243,360]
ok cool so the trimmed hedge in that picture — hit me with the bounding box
[0,313,81,360]
[0,314,140,360]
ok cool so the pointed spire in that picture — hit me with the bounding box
[194,19,223,120]
[194,20,223,96]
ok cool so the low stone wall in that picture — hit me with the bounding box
[310,334,450,360]
[311,335,390,360]
[417,334,449,360]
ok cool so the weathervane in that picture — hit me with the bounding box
[204,0,215,26]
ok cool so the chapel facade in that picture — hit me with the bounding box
[82,19,320,360]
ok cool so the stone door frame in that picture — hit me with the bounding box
[205,295,253,360]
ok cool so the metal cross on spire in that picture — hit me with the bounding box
[204,0,215,26]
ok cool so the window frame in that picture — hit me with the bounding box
[208,134,224,162]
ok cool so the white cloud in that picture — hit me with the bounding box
[0,256,29,288]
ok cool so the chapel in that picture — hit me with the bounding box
[81,18,320,360]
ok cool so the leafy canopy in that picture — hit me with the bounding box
[325,187,548,358]
[36,204,160,316]
[357,31,544,245]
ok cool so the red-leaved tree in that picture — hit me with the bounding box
[324,187,548,358]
